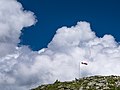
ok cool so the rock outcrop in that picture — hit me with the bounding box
[32,75,120,90]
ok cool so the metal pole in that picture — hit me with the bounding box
[79,62,80,78]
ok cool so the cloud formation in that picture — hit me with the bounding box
[0,0,120,90]
[0,0,36,57]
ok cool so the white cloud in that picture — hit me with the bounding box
[0,0,36,57]
[0,0,120,90]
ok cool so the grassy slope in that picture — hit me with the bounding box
[31,75,120,90]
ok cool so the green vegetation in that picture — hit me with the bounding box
[31,75,120,90]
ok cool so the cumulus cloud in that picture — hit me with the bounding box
[0,0,36,57]
[0,0,120,90]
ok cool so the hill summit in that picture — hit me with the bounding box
[32,75,120,90]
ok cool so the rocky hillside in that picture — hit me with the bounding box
[31,75,120,90]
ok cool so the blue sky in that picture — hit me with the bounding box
[19,0,120,50]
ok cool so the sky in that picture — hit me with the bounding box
[0,0,120,90]
[19,0,120,50]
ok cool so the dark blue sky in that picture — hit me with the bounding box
[18,0,120,51]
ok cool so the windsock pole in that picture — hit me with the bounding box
[79,61,88,78]
[79,62,81,78]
